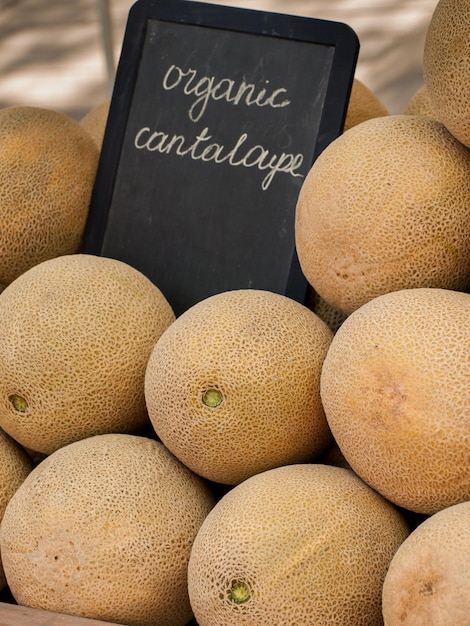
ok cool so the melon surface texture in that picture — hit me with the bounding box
[424,0,470,148]
[0,254,175,455]
[188,463,409,626]
[0,430,33,591]
[295,115,470,315]
[382,500,470,625]
[80,99,110,150]
[145,289,334,485]
[0,433,215,626]
[0,105,99,285]
[343,78,389,132]
[320,287,470,515]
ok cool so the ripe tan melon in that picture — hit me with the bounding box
[0,105,99,285]
[403,84,438,119]
[0,433,215,626]
[0,254,175,455]
[423,0,470,148]
[305,286,347,333]
[145,289,333,485]
[188,463,410,626]
[382,500,470,625]
[0,429,34,591]
[343,78,389,132]
[320,287,470,515]
[295,114,470,315]
[317,437,351,470]
[80,99,110,151]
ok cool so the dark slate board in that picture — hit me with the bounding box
[82,0,359,316]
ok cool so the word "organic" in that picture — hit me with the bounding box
[162,64,291,122]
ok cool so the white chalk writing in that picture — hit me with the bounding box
[134,125,304,190]
[133,63,305,190]
[162,64,291,122]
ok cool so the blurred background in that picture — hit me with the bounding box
[1,0,438,121]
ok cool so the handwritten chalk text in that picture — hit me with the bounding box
[162,64,291,122]
[134,125,304,191]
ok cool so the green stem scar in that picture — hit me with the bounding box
[9,394,28,413]
[202,388,223,408]
[229,581,251,604]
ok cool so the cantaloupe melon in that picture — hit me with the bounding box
[295,115,470,315]
[0,433,215,626]
[305,287,347,333]
[0,105,99,285]
[343,78,389,132]
[145,289,333,485]
[382,500,470,625]
[0,254,175,455]
[80,99,110,151]
[0,429,34,591]
[423,0,470,148]
[188,463,409,626]
[320,287,470,515]
[403,84,438,119]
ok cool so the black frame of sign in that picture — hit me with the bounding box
[81,0,359,317]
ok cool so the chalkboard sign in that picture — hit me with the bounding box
[82,0,359,316]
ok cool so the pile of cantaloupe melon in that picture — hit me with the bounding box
[0,1,468,624]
